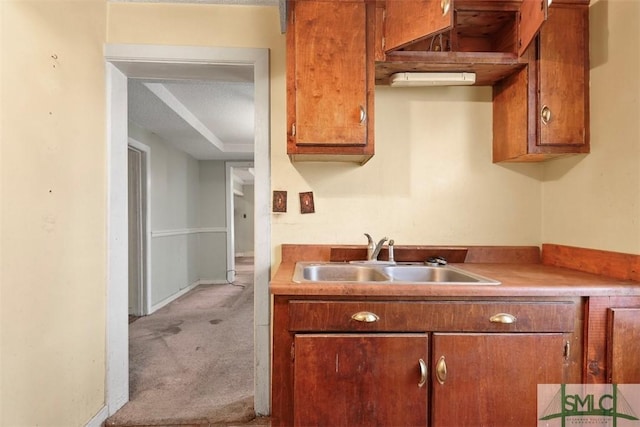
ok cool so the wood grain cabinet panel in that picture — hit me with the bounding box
[607,308,640,383]
[293,334,428,426]
[287,0,375,164]
[431,333,567,426]
[493,4,589,162]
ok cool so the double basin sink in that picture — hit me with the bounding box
[293,262,500,285]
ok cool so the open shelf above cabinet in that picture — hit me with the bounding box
[375,0,547,86]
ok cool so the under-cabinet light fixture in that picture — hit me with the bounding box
[389,72,476,87]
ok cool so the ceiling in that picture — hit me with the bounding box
[122,0,285,185]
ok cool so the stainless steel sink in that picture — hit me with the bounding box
[296,263,390,282]
[292,262,500,285]
[381,265,500,284]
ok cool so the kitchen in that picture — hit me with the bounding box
[0,0,638,425]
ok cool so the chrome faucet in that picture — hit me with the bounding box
[364,233,388,261]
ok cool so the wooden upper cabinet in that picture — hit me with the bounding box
[287,0,375,164]
[377,0,551,86]
[493,3,589,162]
[538,5,588,147]
[384,0,453,52]
[383,0,547,56]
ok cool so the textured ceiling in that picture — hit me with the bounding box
[126,61,258,188]
[128,78,255,160]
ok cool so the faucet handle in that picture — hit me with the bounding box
[388,239,395,263]
[426,256,447,266]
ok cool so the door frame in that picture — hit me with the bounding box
[105,44,271,416]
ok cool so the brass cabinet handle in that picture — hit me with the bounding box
[435,356,447,385]
[418,358,427,388]
[351,311,379,323]
[441,0,451,16]
[359,105,367,124]
[541,105,552,125]
[489,313,517,324]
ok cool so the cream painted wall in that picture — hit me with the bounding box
[1,1,107,425]
[542,0,640,255]
[271,86,544,264]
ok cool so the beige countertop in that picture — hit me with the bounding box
[270,244,640,298]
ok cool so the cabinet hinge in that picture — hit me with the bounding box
[291,123,296,137]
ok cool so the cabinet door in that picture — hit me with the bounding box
[293,333,428,426]
[608,308,640,383]
[538,5,588,146]
[384,0,453,52]
[385,0,546,55]
[290,0,368,146]
[518,0,549,56]
[431,333,567,426]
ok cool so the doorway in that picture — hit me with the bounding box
[226,161,255,283]
[106,44,271,416]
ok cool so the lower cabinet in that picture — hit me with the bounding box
[293,334,428,425]
[607,308,640,383]
[272,297,582,426]
[585,296,640,384]
[431,333,567,426]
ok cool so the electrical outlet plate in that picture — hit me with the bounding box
[299,191,315,214]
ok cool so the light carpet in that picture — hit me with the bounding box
[107,258,268,426]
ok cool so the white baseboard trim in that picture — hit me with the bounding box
[199,279,230,285]
[85,405,108,427]
[150,280,200,314]
[236,251,255,257]
[149,279,230,313]
[151,227,227,238]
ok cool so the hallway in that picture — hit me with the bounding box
[107,257,268,426]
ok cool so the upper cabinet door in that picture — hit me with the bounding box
[384,0,454,52]
[293,0,368,146]
[518,0,549,56]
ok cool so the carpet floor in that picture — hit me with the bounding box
[107,257,269,426]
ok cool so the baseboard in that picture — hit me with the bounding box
[237,251,255,257]
[84,405,108,427]
[150,280,200,314]
[150,279,232,313]
[199,279,229,285]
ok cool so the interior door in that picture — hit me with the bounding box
[385,0,453,52]
[294,333,428,426]
[127,147,144,316]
